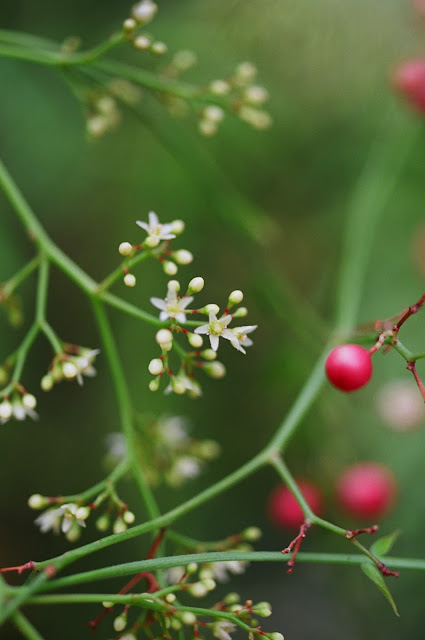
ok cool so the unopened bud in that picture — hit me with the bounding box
[228,290,243,306]
[151,41,167,55]
[124,273,136,287]
[132,0,158,24]
[163,260,178,276]
[243,526,262,541]
[41,374,54,391]
[156,329,173,349]
[203,361,226,379]
[114,614,127,632]
[232,306,248,318]
[119,242,133,256]
[75,506,91,521]
[62,362,78,379]
[22,393,37,410]
[209,79,231,95]
[1,400,15,421]
[123,17,137,33]
[171,219,185,234]
[123,510,135,524]
[188,333,203,348]
[149,378,160,391]
[173,249,193,265]
[144,235,160,248]
[181,612,197,625]
[96,514,110,531]
[201,348,217,361]
[148,358,164,375]
[28,494,47,510]
[188,276,204,293]
[134,35,152,50]
[204,303,220,315]
[199,119,217,137]
[188,582,208,597]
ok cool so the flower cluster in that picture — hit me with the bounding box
[148,279,256,396]
[199,61,272,136]
[118,213,189,286]
[121,1,168,57]
[28,485,136,542]
[106,415,221,488]
[41,345,100,391]
[0,383,37,425]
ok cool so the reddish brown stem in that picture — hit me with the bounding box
[0,560,36,575]
[86,528,165,633]
[407,361,425,402]
[378,562,399,578]
[393,292,425,333]
[345,525,379,540]
[281,522,310,575]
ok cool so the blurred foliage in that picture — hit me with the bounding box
[1,0,425,639]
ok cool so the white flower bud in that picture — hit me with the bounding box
[203,362,226,379]
[96,514,110,531]
[252,601,272,617]
[229,604,243,613]
[244,85,269,105]
[199,567,213,580]
[102,601,114,609]
[62,362,78,379]
[173,249,193,265]
[123,510,135,524]
[243,526,262,541]
[228,290,243,305]
[156,329,173,348]
[113,517,127,534]
[209,79,231,95]
[124,273,136,287]
[187,562,198,574]
[165,593,176,603]
[86,115,108,138]
[189,582,208,597]
[224,592,240,604]
[232,306,248,318]
[188,333,203,348]
[119,242,133,256]
[171,620,182,631]
[168,279,180,292]
[235,61,257,82]
[188,276,204,293]
[199,119,217,137]
[134,35,152,50]
[149,378,160,391]
[132,0,158,24]
[268,633,284,640]
[151,41,167,55]
[0,400,13,420]
[173,49,197,71]
[204,105,225,123]
[239,106,272,130]
[171,378,186,395]
[65,523,82,543]
[181,612,197,625]
[22,393,37,410]
[170,219,185,234]
[148,358,164,375]
[114,614,127,632]
[123,17,137,33]
[202,578,216,591]
[204,303,220,315]
[163,261,178,276]
[144,235,160,248]
[41,374,54,391]
[75,506,91,521]
[201,348,217,361]
[28,494,46,510]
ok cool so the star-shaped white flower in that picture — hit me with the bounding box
[151,283,193,323]
[136,211,175,248]
[74,348,100,385]
[212,620,236,640]
[194,312,238,352]
[230,325,257,354]
[35,503,88,535]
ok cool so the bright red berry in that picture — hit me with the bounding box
[267,480,323,529]
[336,463,397,520]
[393,59,425,113]
[325,344,372,392]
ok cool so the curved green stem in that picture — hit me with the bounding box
[12,611,46,640]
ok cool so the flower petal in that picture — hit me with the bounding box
[210,334,219,351]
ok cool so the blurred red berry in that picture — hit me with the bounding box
[393,59,425,113]
[336,463,397,520]
[267,480,323,529]
[325,344,372,392]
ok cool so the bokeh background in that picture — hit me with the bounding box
[2,0,425,638]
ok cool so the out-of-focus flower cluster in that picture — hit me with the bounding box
[0,383,37,425]
[0,284,23,327]
[28,480,135,542]
[40,344,100,391]
[106,415,221,488]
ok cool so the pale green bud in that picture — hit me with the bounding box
[203,361,226,379]
[201,348,217,361]
[148,358,164,375]
[96,514,110,531]
[163,261,178,276]
[171,219,185,234]
[144,235,160,248]
[243,526,262,541]
[119,242,133,256]
[28,494,47,510]
[123,510,135,524]
[188,276,204,293]
[232,306,248,318]
[22,393,37,410]
[228,290,243,305]
[149,378,160,392]
[75,506,91,521]
[151,41,167,55]
[188,333,203,348]
[181,612,196,625]
[123,273,136,287]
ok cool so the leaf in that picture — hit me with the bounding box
[370,530,400,557]
[361,561,399,617]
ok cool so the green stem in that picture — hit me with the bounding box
[12,611,46,640]
[269,455,315,520]
[2,255,40,296]
[335,106,420,331]
[91,299,160,519]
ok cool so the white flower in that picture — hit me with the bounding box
[157,416,189,447]
[164,372,202,397]
[74,349,100,384]
[136,211,176,248]
[194,312,238,352]
[1,398,39,424]
[210,560,249,582]
[230,325,257,354]
[212,620,236,640]
[35,503,87,535]
[151,282,193,323]
[167,456,202,486]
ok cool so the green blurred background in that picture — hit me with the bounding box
[2,0,425,638]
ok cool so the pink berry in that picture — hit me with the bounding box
[325,344,372,392]
[393,59,425,113]
[336,463,397,520]
[267,480,323,529]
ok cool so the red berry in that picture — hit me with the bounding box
[393,59,425,113]
[267,480,323,529]
[336,463,397,520]
[325,344,372,392]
